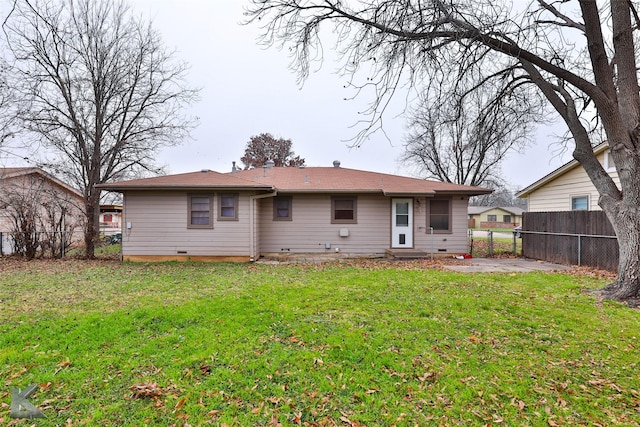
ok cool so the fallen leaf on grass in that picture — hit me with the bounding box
[129,382,164,399]
[9,367,27,379]
[55,358,71,375]
[510,398,526,410]
[174,397,186,412]
[418,371,436,382]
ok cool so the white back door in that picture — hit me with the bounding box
[391,198,413,248]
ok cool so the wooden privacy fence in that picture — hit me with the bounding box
[521,211,618,271]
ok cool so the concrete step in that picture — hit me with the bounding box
[385,249,430,259]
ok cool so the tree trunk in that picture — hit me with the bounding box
[600,203,640,305]
[84,195,99,259]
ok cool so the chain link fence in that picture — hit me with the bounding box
[0,230,74,258]
[468,229,521,258]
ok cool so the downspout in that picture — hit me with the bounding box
[249,190,277,261]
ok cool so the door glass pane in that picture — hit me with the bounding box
[396,202,409,226]
[396,214,409,226]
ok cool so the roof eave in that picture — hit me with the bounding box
[97,184,275,192]
[516,142,610,198]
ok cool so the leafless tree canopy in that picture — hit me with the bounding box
[4,0,199,257]
[402,80,543,189]
[246,1,640,304]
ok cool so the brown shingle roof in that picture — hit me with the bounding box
[97,166,491,196]
[96,169,274,191]
[231,167,490,196]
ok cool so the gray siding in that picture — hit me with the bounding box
[122,191,472,258]
[259,194,470,256]
[257,194,390,255]
[122,191,252,257]
[413,197,470,254]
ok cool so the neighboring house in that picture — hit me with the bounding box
[97,162,491,262]
[468,206,525,228]
[516,142,619,211]
[0,167,84,254]
[100,205,123,236]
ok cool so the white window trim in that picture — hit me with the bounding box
[604,150,616,172]
[571,195,589,211]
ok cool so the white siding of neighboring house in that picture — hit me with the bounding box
[122,191,253,258]
[527,150,620,212]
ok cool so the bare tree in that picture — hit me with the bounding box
[240,133,305,169]
[6,188,38,259]
[471,187,528,210]
[246,1,640,304]
[402,81,543,189]
[4,0,199,258]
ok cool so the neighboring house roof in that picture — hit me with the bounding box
[100,204,123,212]
[0,167,83,198]
[515,142,609,198]
[468,206,526,216]
[97,165,492,196]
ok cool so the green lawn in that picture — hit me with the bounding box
[1,259,638,426]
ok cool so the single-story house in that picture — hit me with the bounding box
[0,167,84,254]
[516,142,619,211]
[97,162,491,262]
[468,206,525,228]
[100,204,123,237]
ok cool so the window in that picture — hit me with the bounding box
[273,196,292,221]
[103,214,113,222]
[571,195,589,211]
[503,215,511,223]
[188,194,213,228]
[429,199,451,232]
[331,196,357,224]
[487,214,497,222]
[218,194,238,220]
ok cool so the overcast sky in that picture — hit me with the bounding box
[3,0,572,190]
